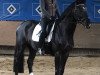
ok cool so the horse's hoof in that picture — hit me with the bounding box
[15,72,18,75]
[29,72,34,75]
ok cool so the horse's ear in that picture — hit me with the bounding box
[76,0,86,4]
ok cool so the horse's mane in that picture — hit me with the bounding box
[53,2,76,41]
[59,2,75,21]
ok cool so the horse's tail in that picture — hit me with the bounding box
[13,26,26,73]
[13,21,30,73]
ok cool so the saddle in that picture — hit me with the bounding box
[32,22,55,42]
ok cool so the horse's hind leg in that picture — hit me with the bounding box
[27,44,37,75]
[55,49,70,75]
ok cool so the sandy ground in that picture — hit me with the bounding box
[0,56,100,75]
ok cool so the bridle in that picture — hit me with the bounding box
[74,3,90,29]
[74,3,87,22]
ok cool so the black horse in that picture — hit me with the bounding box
[13,0,90,75]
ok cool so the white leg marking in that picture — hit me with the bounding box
[38,48,42,55]
[29,72,34,75]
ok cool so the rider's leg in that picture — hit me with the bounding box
[39,17,50,48]
[46,18,55,35]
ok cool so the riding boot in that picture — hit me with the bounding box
[38,32,46,48]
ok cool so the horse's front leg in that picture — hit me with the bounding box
[55,49,69,75]
[27,45,37,75]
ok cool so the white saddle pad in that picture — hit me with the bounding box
[32,22,55,42]
[32,23,41,42]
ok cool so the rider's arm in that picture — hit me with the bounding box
[40,0,51,18]
[54,0,60,18]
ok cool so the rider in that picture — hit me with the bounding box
[39,0,60,48]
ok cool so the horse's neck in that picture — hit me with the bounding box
[53,17,76,47]
[58,14,77,37]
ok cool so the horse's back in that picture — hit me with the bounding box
[16,21,33,32]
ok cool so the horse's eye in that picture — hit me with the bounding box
[83,7,85,10]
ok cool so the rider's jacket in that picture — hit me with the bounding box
[40,0,60,19]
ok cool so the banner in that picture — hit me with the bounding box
[86,0,100,22]
[57,0,100,23]
[0,0,41,21]
[0,0,100,22]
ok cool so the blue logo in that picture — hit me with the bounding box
[32,3,41,21]
[3,3,20,16]
[94,5,100,18]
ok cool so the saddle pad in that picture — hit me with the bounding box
[32,22,55,42]
[32,23,41,42]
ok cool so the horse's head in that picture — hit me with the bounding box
[74,0,90,29]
